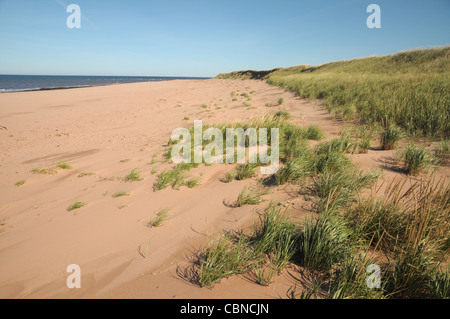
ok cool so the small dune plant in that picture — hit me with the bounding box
[56,161,72,169]
[236,163,258,180]
[381,125,404,150]
[148,208,170,227]
[233,186,267,207]
[112,191,129,198]
[78,172,94,177]
[403,143,434,175]
[67,201,86,212]
[125,168,143,182]
[32,167,57,175]
[185,177,200,188]
[304,125,325,141]
[15,180,26,187]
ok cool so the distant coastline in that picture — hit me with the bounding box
[0,74,211,93]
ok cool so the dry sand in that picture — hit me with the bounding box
[0,79,448,298]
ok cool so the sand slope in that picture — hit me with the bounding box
[0,79,448,298]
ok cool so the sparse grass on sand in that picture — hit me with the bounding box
[125,168,143,182]
[381,125,404,150]
[78,172,94,177]
[223,171,236,183]
[56,161,72,169]
[402,143,435,175]
[185,177,200,188]
[233,186,267,207]
[67,201,86,212]
[236,163,258,181]
[273,110,291,120]
[148,208,170,228]
[15,180,26,187]
[112,191,129,198]
[154,163,197,190]
[31,167,57,175]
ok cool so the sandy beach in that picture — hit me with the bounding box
[0,79,448,299]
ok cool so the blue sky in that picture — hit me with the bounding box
[0,0,448,77]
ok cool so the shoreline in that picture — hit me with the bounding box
[0,75,211,94]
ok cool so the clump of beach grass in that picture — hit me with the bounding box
[148,208,170,227]
[358,136,372,154]
[78,172,94,177]
[15,180,26,187]
[67,201,86,212]
[428,266,450,299]
[402,143,434,175]
[343,177,450,298]
[223,171,236,183]
[154,163,198,190]
[31,167,57,175]
[249,203,298,271]
[185,177,200,188]
[233,186,267,207]
[112,191,129,198]
[304,125,325,140]
[381,125,404,150]
[196,234,255,287]
[56,161,72,169]
[273,111,291,121]
[235,163,258,180]
[125,168,143,182]
[298,210,351,272]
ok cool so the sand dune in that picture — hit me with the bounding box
[0,79,448,298]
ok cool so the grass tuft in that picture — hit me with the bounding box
[381,125,404,150]
[403,143,434,175]
[125,168,143,182]
[15,180,26,187]
[112,191,129,198]
[78,172,94,177]
[31,167,57,175]
[236,163,258,180]
[67,201,86,212]
[148,208,170,227]
[304,125,325,140]
[56,161,72,169]
[233,186,267,207]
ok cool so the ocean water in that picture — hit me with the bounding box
[0,75,209,93]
